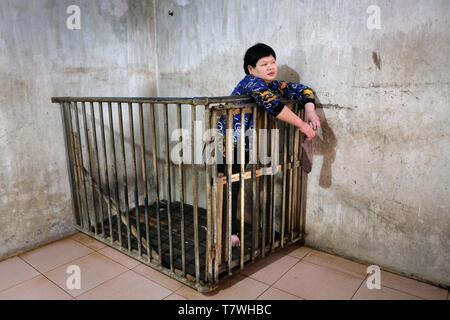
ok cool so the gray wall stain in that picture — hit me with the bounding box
[372,51,382,70]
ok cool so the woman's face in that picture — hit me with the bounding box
[248,55,278,83]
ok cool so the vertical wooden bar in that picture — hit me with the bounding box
[299,106,307,239]
[261,112,268,258]
[251,106,258,262]
[205,106,213,281]
[215,177,223,281]
[90,102,105,236]
[226,108,233,275]
[287,108,294,243]
[150,103,162,264]
[72,102,90,231]
[82,102,97,235]
[281,121,288,248]
[271,120,277,252]
[296,105,304,238]
[108,102,123,247]
[118,102,131,252]
[291,104,300,242]
[239,108,245,269]
[268,119,274,252]
[256,107,262,258]
[138,103,151,262]
[128,103,142,256]
[212,110,221,283]
[164,103,174,272]
[62,102,83,229]
[177,104,186,275]
[99,102,113,244]
[300,161,307,239]
[191,105,200,283]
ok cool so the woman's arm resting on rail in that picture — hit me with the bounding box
[276,105,315,141]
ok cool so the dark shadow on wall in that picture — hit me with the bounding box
[278,65,337,189]
[313,98,337,189]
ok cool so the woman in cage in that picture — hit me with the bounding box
[217,43,321,247]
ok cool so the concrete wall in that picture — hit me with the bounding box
[154,0,450,287]
[0,0,158,259]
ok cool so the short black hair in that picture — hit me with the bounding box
[243,43,276,75]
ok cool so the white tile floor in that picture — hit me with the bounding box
[0,232,448,300]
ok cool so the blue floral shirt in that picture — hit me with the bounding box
[217,74,315,152]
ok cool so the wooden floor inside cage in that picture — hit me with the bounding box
[89,201,256,279]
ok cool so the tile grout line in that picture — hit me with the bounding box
[349,273,429,300]
[263,251,313,300]
[0,270,42,295]
[69,235,175,299]
[356,267,440,300]
[172,285,186,298]
[254,284,272,300]
[298,248,446,299]
[20,249,131,299]
[270,286,308,300]
[129,267,183,293]
[214,248,314,300]
[297,258,368,280]
[249,253,313,300]
[255,283,308,301]
[350,274,368,300]
[240,272,306,301]
[373,285,428,300]
[18,238,96,274]
[379,284,431,300]
[62,242,155,299]
[172,273,251,300]
[269,251,366,300]
[274,286,308,300]
[12,256,73,299]
[222,274,270,301]
[95,249,141,270]
[74,267,171,300]
[301,259,443,299]
[34,250,97,274]
[163,292,182,300]
[70,234,156,274]
[69,235,107,252]
[69,265,132,299]
[130,263,184,293]
[70,234,176,290]
[376,271,449,300]
[89,239,187,293]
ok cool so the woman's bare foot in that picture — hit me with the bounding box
[231,234,240,247]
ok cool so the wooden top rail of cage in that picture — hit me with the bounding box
[51,95,298,107]
[52,96,250,105]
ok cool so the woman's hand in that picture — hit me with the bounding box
[299,121,315,141]
[276,104,317,140]
[305,103,321,131]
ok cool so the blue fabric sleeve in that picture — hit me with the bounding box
[280,81,316,108]
[244,76,285,117]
